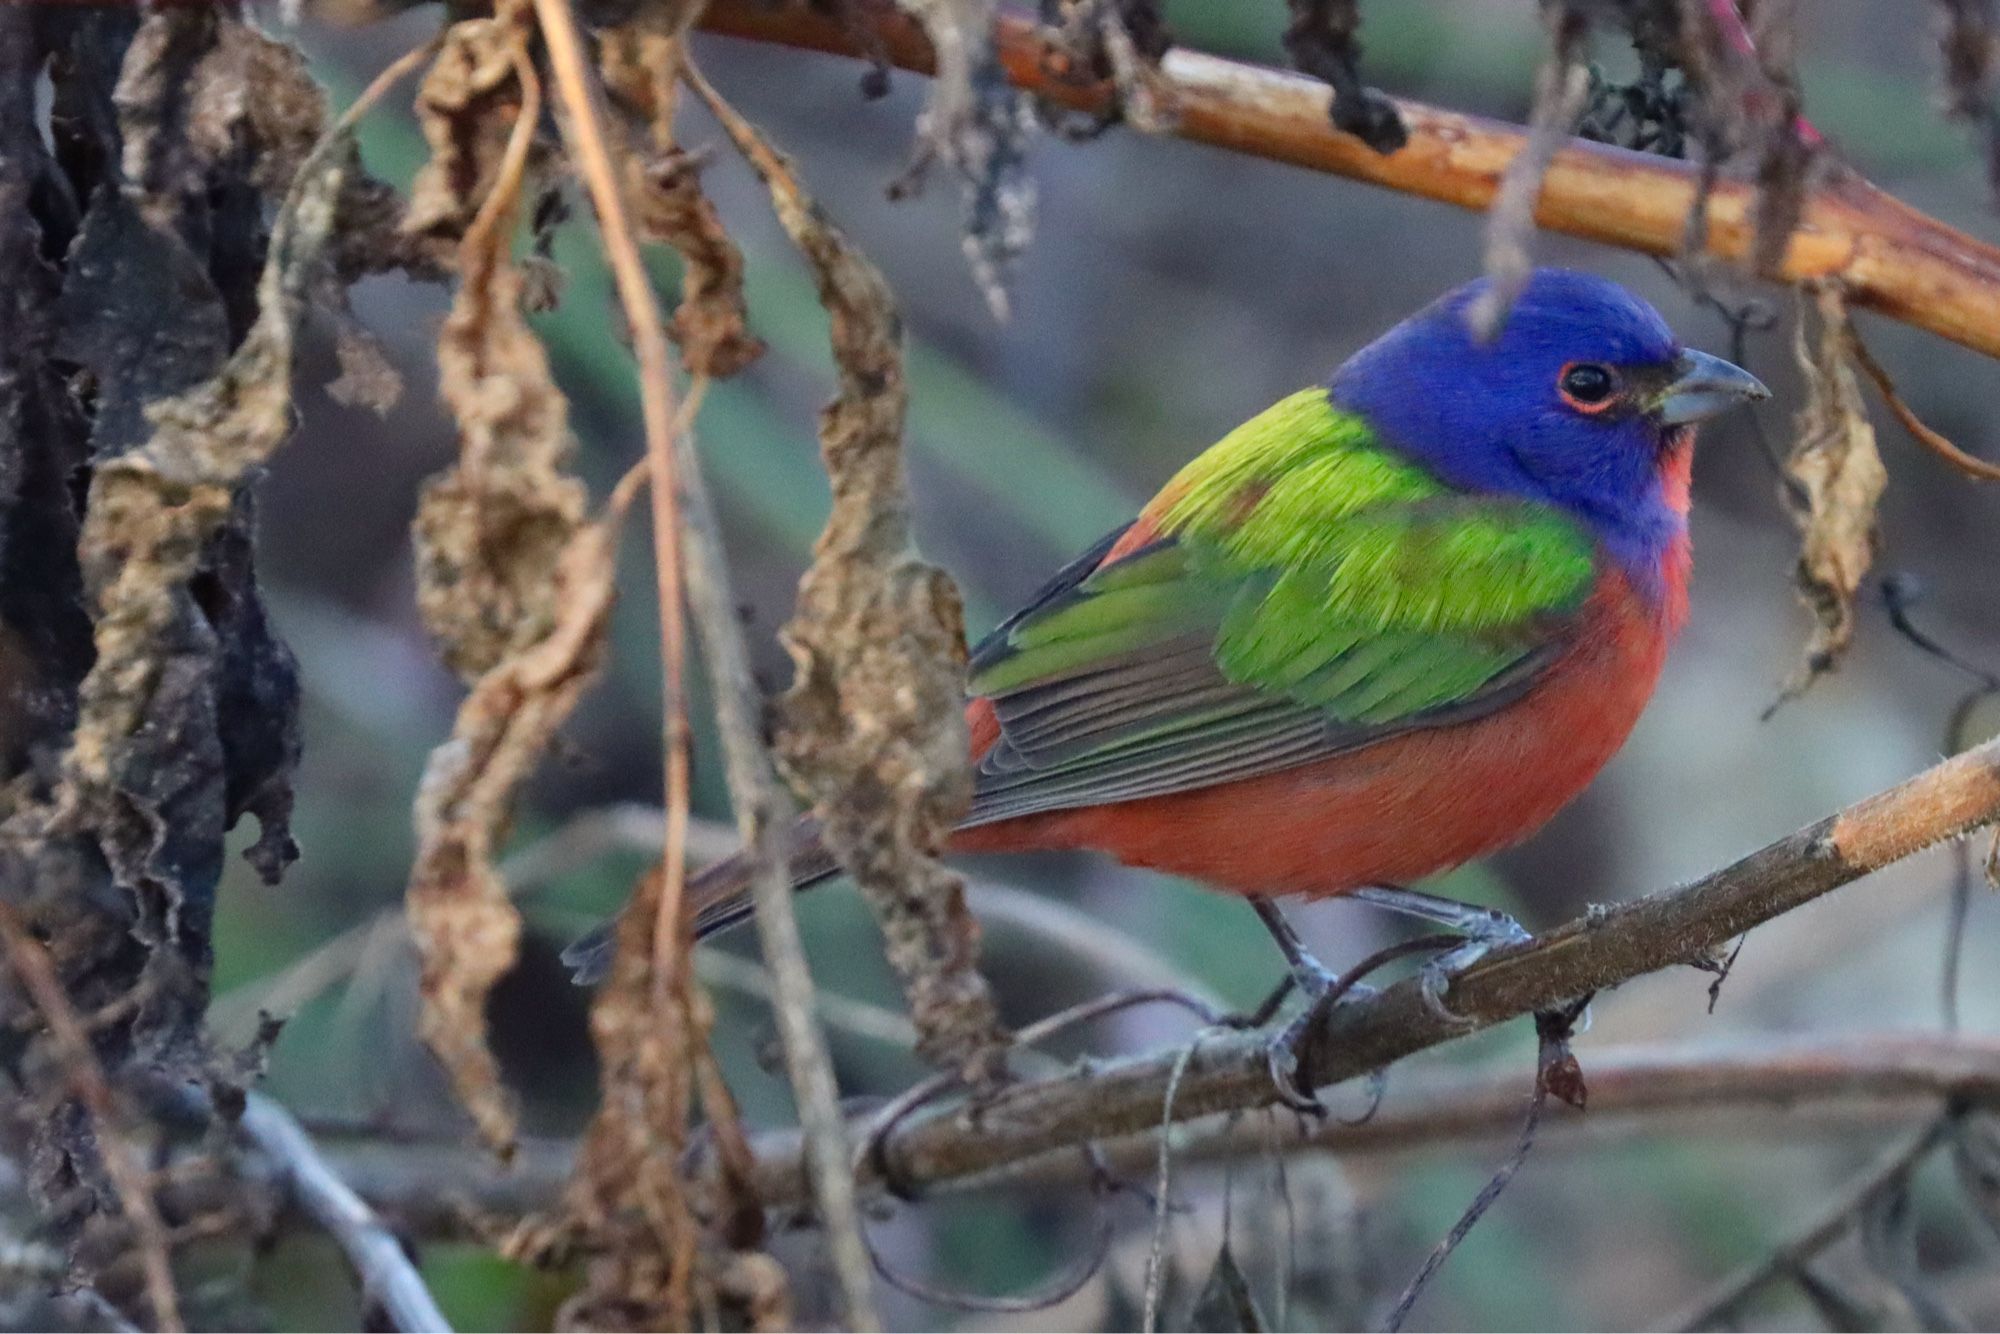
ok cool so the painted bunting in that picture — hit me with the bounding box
[567,269,1765,1090]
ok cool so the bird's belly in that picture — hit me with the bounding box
[950,594,1671,900]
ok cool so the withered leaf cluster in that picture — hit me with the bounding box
[893,0,1038,320]
[688,69,1009,1083]
[1777,283,1887,704]
[1282,0,1409,153]
[0,6,382,1322]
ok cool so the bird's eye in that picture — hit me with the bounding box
[1558,362,1618,410]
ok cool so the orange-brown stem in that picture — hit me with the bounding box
[698,0,2000,363]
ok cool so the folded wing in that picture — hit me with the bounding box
[963,428,1599,827]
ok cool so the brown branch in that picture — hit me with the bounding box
[554,49,882,1323]
[327,1033,2000,1232]
[995,1033,2000,1188]
[695,0,2000,363]
[238,1094,452,1333]
[0,903,181,1333]
[704,736,2000,1208]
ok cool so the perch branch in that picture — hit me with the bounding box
[980,1032,2000,1187]
[706,735,2000,1208]
[695,0,2000,363]
[239,1094,452,1333]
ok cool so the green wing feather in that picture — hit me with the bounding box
[962,390,1598,826]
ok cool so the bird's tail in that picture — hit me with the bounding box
[560,815,840,985]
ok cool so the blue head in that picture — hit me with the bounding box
[1329,269,1766,581]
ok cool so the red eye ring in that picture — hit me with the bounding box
[1558,361,1620,413]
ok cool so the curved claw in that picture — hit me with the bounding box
[1417,935,1521,1025]
[1419,962,1477,1026]
[1261,972,1386,1116]
[1264,1028,1329,1118]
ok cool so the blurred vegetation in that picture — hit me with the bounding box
[205,2,2000,1328]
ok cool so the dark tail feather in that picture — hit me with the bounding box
[561,816,840,985]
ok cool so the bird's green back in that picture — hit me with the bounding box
[963,390,1599,824]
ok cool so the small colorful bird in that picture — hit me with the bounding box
[567,269,1765,1097]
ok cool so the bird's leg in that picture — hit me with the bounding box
[1347,884,1532,1022]
[1249,899,1341,1001]
[1245,899,1369,1115]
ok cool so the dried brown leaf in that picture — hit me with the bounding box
[408,517,621,1160]
[59,28,343,910]
[412,15,587,682]
[892,0,1036,320]
[517,859,786,1332]
[1774,283,1886,707]
[0,16,350,1324]
[403,16,541,242]
[599,14,766,377]
[325,314,404,415]
[689,67,1008,1082]
[1282,0,1408,153]
[403,11,600,1158]
[535,866,700,1329]
[115,10,328,225]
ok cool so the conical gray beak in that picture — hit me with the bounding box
[1656,349,1770,424]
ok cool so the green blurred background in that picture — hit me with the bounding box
[215,3,2000,1327]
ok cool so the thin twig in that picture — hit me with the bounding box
[529,11,883,1324]
[709,736,2000,1205]
[998,1033,2000,1188]
[862,986,1225,1191]
[696,0,2000,362]
[1386,1085,1547,1331]
[239,1094,452,1333]
[674,425,883,1332]
[1846,323,2000,481]
[1384,1000,1587,1331]
[525,0,693,988]
[865,1167,1113,1313]
[599,57,884,1319]
[336,35,443,136]
[1142,1031,1214,1334]
[1666,1114,1955,1330]
[0,902,182,1333]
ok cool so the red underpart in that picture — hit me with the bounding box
[953,439,1694,901]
